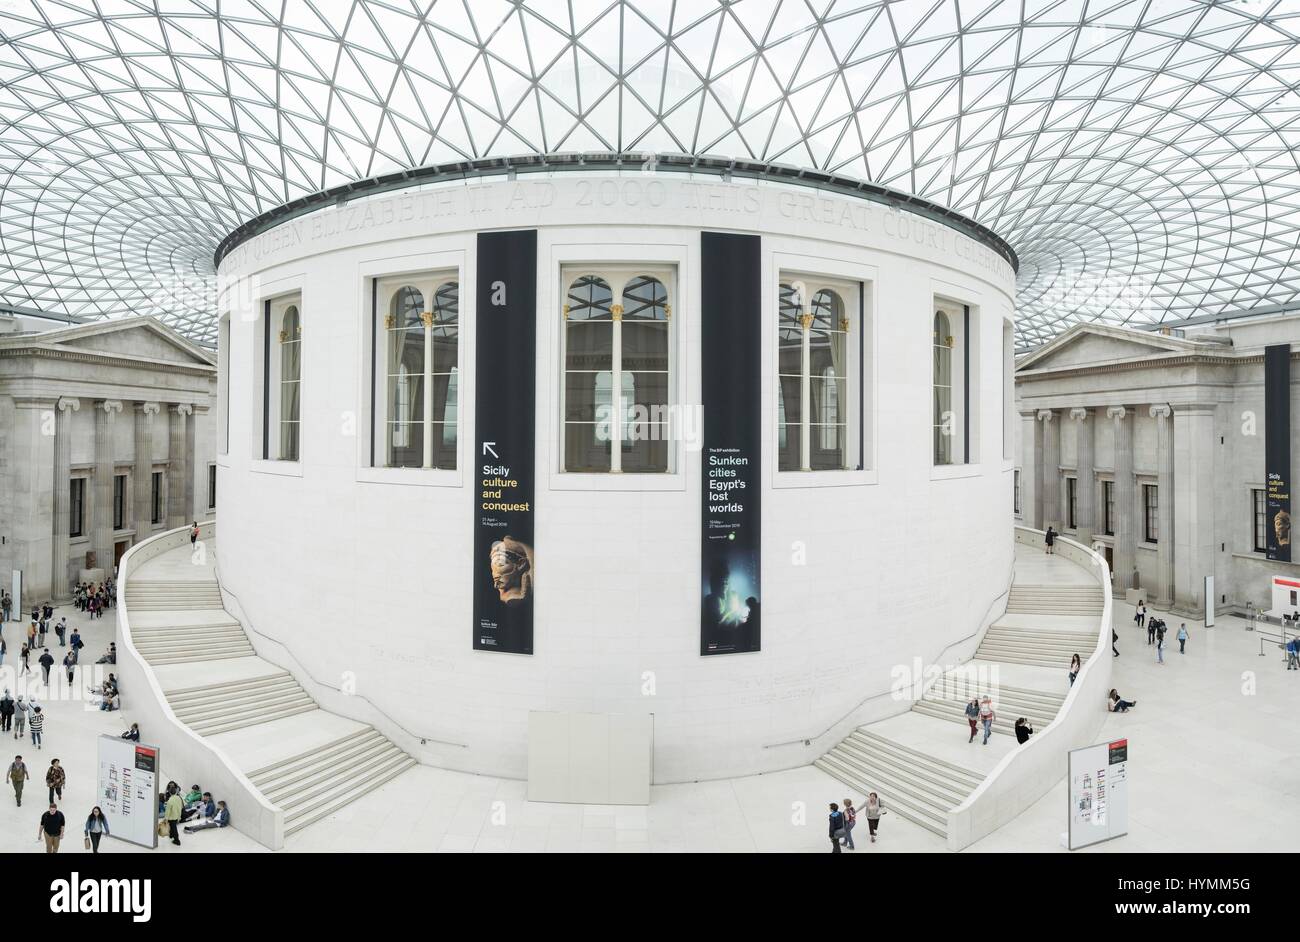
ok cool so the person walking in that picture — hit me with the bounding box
[63,651,75,685]
[55,617,66,647]
[1068,653,1081,686]
[964,697,980,743]
[1147,615,1157,646]
[979,695,996,745]
[29,706,44,749]
[38,647,54,685]
[7,754,28,806]
[1177,623,1188,654]
[165,787,183,845]
[1112,627,1120,657]
[85,806,109,853]
[0,690,11,732]
[13,696,28,739]
[46,758,64,805]
[69,629,83,657]
[864,792,883,843]
[841,797,857,851]
[827,802,845,854]
[1134,600,1146,629]
[190,521,200,546]
[38,802,65,853]
[1156,622,1166,664]
[1044,526,1056,555]
[19,642,30,675]
[0,591,10,622]
[0,635,5,666]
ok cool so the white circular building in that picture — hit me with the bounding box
[213,158,1019,782]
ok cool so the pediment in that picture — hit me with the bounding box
[1018,324,1197,373]
[42,318,214,367]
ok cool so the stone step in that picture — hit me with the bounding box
[283,756,418,837]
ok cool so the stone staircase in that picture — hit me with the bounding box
[1006,584,1104,614]
[247,728,417,836]
[122,543,417,843]
[914,680,1065,736]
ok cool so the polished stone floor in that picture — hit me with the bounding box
[0,583,1293,853]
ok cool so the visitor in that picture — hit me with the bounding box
[1135,600,1146,628]
[19,642,30,675]
[69,628,83,656]
[7,754,28,805]
[38,802,65,853]
[0,591,9,622]
[828,802,845,854]
[964,697,980,743]
[840,797,857,851]
[13,696,28,739]
[0,635,5,666]
[864,792,883,843]
[180,786,206,821]
[164,786,184,845]
[1177,623,1188,654]
[54,617,66,647]
[37,619,47,648]
[1044,526,1056,555]
[1108,689,1136,712]
[29,706,44,749]
[85,806,109,853]
[1286,637,1300,671]
[1014,718,1034,744]
[979,695,995,745]
[191,521,200,545]
[45,758,64,804]
[63,651,75,685]
[1155,622,1166,664]
[1147,615,1158,646]
[95,643,116,665]
[38,647,54,685]
[121,723,140,742]
[0,690,11,732]
[1112,627,1119,657]
[1068,653,1081,686]
[183,800,230,834]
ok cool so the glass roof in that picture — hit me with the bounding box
[1,0,1298,347]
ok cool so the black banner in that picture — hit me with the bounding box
[1265,343,1291,562]
[700,232,761,656]
[473,230,537,654]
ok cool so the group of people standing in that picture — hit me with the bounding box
[73,581,114,619]
[1134,600,1189,663]
[828,794,883,851]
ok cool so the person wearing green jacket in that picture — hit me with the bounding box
[164,789,184,845]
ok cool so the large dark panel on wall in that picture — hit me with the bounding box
[472,230,537,655]
[700,231,762,656]
[1266,343,1292,562]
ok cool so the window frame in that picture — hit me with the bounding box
[1103,479,1115,536]
[1014,468,1022,516]
[150,470,164,526]
[1143,483,1159,544]
[1066,476,1077,530]
[208,463,217,511]
[112,473,126,531]
[1252,487,1267,553]
[931,291,981,473]
[69,476,86,538]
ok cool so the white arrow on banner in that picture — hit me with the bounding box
[482,441,498,459]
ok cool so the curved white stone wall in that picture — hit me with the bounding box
[216,174,1017,782]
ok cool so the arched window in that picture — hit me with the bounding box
[373,273,459,469]
[279,304,301,461]
[778,277,855,471]
[933,309,953,465]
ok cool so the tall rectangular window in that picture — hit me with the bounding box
[259,293,302,461]
[1013,469,1021,515]
[1253,488,1268,553]
[151,471,163,525]
[561,266,674,473]
[218,315,230,454]
[1144,484,1158,543]
[933,296,978,465]
[777,273,864,472]
[69,478,85,537]
[1002,318,1014,460]
[208,464,217,510]
[371,272,458,469]
[113,474,126,530]
[1067,477,1077,529]
[1103,481,1115,535]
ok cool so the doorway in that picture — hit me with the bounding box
[114,540,130,575]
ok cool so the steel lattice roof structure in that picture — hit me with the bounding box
[1,0,1299,347]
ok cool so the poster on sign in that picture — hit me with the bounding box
[1067,738,1129,850]
[96,735,159,848]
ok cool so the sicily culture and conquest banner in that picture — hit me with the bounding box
[473,230,537,654]
[700,232,762,656]
[1265,343,1292,562]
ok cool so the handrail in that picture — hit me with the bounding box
[212,559,467,751]
[944,526,1113,850]
[115,521,285,850]
[763,562,1014,750]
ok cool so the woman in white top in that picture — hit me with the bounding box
[864,792,883,843]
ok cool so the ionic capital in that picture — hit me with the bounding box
[1149,404,1172,420]
[1106,405,1128,420]
[56,397,80,413]
[98,399,123,414]
[1068,407,1091,421]
[138,401,161,416]
[1036,409,1055,422]
[172,403,194,417]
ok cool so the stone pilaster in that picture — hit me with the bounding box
[1151,404,1175,607]
[1070,407,1095,544]
[167,403,192,528]
[50,397,79,600]
[184,405,197,522]
[1108,405,1135,594]
[1173,404,1217,616]
[134,402,160,533]
[92,399,123,572]
[1037,409,1059,529]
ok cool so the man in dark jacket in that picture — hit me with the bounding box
[828,803,845,854]
[0,691,12,733]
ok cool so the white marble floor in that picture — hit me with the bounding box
[1,591,1294,853]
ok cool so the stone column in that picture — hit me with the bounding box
[50,397,80,600]
[134,402,160,535]
[1151,404,1175,607]
[1020,410,1039,525]
[1070,407,1095,544]
[184,405,197,522]
[1173,404,1217,615]
[167,404,192,529]
[92,400,123,571]
[1037,410,1059,529]
[1108,406,1134,594]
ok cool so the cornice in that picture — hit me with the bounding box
[0,343,216,377]
[1015,350,1284,384]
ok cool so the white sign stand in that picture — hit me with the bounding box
[1067,739,1129,850]
[96,736,160,848]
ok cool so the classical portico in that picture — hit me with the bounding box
[1015,320,1300,618]
[0,314,217,602]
